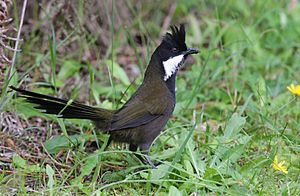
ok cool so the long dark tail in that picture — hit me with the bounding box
[10,86,113,124]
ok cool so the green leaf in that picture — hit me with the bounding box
[105,60,130,85]
[79,155,98,177]
[203,167,222,182]
[186,137,202,176]
[150,164,170,181]
[46,164,55,196]
[168,186,182,196]
[58,60,81,80]
[12,153,26,168]
[71,155,98,187]
[15,100,53,119]
[12,154,44,173]
[257,77,267,107]
[223,113,246,140]
[184,159,194,174]
[220,144,245,164]
[44,134,93,154]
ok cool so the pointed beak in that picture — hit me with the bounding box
[184,48,199,56]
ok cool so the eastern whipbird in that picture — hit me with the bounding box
[10,24,199,168]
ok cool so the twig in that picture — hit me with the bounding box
[0,33,22,41]
[0,18,13,25]
[160,3,177,37]
[0,41,21,51]
[0,53,11,63]
[6,0,27,81]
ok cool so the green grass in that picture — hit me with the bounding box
[1,0,299,195]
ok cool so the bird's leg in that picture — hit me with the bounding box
[129,143,143,163]
[129,143,138,151]
[88,135,111,151]
[129,143,156,168]
[142,154,156,169]
[139,143,156,169]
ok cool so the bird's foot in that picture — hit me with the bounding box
[143,156,156,169]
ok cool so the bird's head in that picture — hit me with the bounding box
[155,24,199,81]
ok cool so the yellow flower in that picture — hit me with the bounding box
[287,84,300,96]
[272,155,288,174]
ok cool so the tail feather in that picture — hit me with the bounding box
[10,86,113,122]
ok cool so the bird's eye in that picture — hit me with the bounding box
[172,48,178,52]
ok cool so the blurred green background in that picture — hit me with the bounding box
[1,0,299,195]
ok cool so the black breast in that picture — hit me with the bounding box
[165,74,176,101]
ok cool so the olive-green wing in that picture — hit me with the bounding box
[110,87,170,131]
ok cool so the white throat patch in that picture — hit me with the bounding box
[162,54,184,81]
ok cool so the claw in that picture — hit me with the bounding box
[143,156,156,169]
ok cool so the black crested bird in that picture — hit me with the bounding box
[10,24,198,168]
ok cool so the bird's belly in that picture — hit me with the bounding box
[110,112,172,145]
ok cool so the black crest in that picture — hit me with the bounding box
[162,24,187,51]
